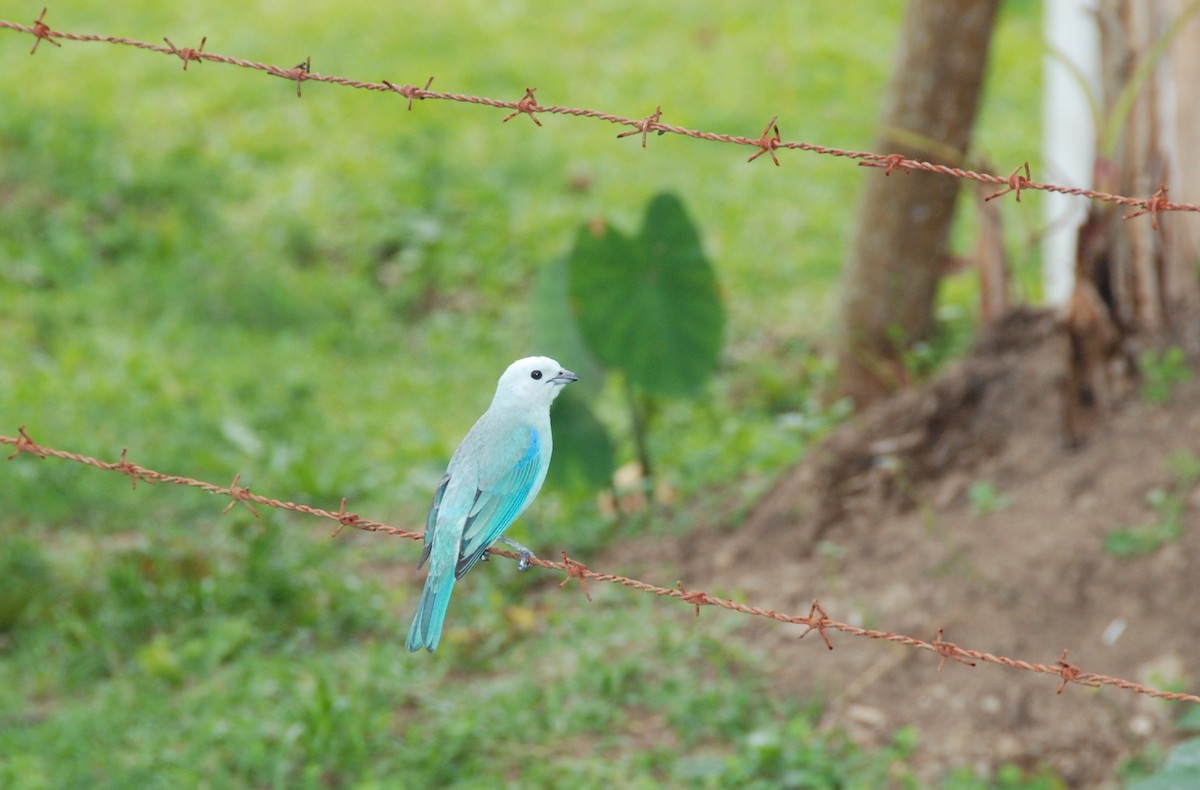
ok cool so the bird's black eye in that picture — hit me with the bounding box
[530,370,543,380]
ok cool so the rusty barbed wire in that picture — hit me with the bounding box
[2,426,415,541]
[5,10,1200,220]
[4,426,1199,706]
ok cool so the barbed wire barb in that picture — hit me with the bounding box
[113,448,155,489]
[330,496,361,537]
[279,56,311,97]
[798,600,834,650]
[1123,181,1169,229]
[616,105,664,148]
[28,7,59,54]
[932,627,977,671]
[6,425,46,460]
[859,153,912,176]
[675,580,712,617]
[383,76,435,111]
[556,550,593,600]
[1055,649,1095,693]
[747,115,782,166]
[985,161,1032,203]
[221,473,261,517]
[163,35,206,70]
[502,87,543,126]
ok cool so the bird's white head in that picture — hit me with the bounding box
[493,356,577,411]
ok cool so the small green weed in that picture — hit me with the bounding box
[1105,452,1199,556]
[896,304,976,385]
[941,763,1067,790]
[1140,346,1193,405]
[968,481,1012,516]
[1105,487,1185,556]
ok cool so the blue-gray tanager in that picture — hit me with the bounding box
[406,356,577,653]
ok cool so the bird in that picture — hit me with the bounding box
[406,356,577,653]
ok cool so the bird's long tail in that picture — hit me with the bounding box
[406,569,456,653]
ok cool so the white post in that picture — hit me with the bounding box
[1042,0,1101,306]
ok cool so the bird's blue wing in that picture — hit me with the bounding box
[454,429,542,578]
[416,473,450,570]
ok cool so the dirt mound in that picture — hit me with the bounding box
[661,308,1200,786]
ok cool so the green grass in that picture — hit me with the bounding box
[1105,452,1200,556]
[1,1,1052,786]
[0,518,919,788]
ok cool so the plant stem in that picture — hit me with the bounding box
[624,379,654,483]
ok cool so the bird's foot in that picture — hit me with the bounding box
[497,536,537,572]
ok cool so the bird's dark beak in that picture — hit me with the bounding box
[553,369,578,384]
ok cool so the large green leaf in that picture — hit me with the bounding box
[567,193,724,396]
[1128,737,1200,789]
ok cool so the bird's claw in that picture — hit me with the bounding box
[498,536,537,572]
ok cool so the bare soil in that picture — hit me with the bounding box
[640,308,1200,787]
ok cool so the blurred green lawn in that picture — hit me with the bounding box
[0,2,1048,787]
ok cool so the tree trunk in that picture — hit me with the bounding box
[837,0,1001,406]
[1158,0,1200,351]
[1062,1,1200,444]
